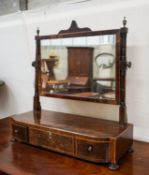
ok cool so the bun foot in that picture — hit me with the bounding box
[108,163,119,170]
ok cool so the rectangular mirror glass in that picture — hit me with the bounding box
[40,34,116,103]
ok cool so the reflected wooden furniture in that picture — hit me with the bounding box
[41,58,59,89]
[47,80,69,93]
[42,58,58,80]
[66,76,89,92]
[10,19,133,170]
[66,47,93,92]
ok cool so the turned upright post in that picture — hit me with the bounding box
[119,17,131,126]
[32,28,41,112]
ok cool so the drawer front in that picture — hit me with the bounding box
[12,124,28,142]
[29,128,74,155]
[76,138,109,162]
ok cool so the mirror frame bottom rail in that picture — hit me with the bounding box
[40,92,118,105]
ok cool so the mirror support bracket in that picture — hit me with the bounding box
[33,28,41,112]
[120,60,132,76]
[119,17,131,126]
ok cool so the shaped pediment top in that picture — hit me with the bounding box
[58,20,92,34]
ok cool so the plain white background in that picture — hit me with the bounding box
[0,0,149,142]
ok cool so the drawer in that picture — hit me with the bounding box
[76,138,109,162]
[12,124,28,142]
[29,128,74,155]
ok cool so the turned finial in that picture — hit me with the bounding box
[123,17,127,27]
[37,27,40,35]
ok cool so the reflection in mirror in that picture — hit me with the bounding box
[40,35,116,101]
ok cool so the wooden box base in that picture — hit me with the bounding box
[10,110,133,170]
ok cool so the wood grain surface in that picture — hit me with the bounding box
[0,117,148,175]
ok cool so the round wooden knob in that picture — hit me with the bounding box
[87,145,93,152]
[14,129,18,134]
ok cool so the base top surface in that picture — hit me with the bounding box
[10,110,130,139]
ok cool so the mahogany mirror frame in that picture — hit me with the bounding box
[32,18,131,126]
